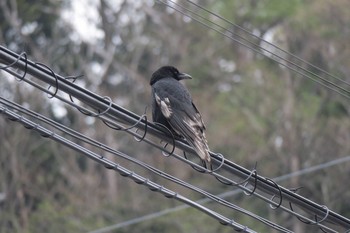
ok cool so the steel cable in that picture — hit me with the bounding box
[1,46,349,232]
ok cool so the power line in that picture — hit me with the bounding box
[89,155,350,233]
[185,0,350,88]
[0,105,256,233]
[1,46,349,232]
[5,78,343,233]
[0,3,348,233]
[156,0,350,99]
[0,97,292,232]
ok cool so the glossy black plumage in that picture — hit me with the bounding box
[150,66,211,164]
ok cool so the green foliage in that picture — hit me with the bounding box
[28,201,79,233]
[211,0,301,26]
[319,99,348,118]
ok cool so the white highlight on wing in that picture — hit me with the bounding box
[155,94,172,118]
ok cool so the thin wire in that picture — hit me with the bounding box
[185,0,350,87]
[0,97,291,232]
[168,0,350,93]
[1,47,348,231]
[90,155,350,232]
[0,105,255,233]
[0,68,184,159]
[0,66,344,233]
[156,0,350,99]
[0,96,338,232]
[3,102,340,232]
[1,98,334,233]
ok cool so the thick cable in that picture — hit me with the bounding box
[0,105,255,233]
[90,155,350,232]
[0,97,295,232]
[0,78,339,233]
[1,47,349,231]
[0,98,325,233]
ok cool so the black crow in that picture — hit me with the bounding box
[150,66,211,165]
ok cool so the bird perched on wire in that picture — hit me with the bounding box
[150,66,211,166]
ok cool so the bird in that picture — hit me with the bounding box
[150,66,211,166]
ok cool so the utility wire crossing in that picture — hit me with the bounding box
[89,155,350,233]
[0,54,292,232]
[0,105,257,233]
[1,46,350,232]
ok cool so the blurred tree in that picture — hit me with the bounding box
[0,0,349,232]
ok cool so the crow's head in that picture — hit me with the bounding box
[150,66,192,85]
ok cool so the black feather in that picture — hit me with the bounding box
[150,66,211,163]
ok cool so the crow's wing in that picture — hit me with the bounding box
[153,81,210,163]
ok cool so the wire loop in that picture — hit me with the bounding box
[133,115,148,142]
[102,118,123,130]
[213,163,259,192]
[288,187,313,225]
[71,94,114,118]
[289,201,312,224]
[35,62,59,99]
[316,207,331,233]
[265,178,283,209]
[0,52,28,82]
[65,78,113,118]
[313,205,330,225]
[102,107,148,137]
[126,106,149,142]
[214,175,233,185]
[65,74,93,116]
[154,122,176,157]
[242,170,258,196]
[161,142,174,157]
[183,151,207,173]
[97,96,113,117]
[208,152,225,173]
[65,74,84,82]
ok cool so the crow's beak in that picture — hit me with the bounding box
[178,72,192,80]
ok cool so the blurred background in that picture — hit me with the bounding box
[0,0,349,232]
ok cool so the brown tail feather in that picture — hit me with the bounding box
[192,134,211,163]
